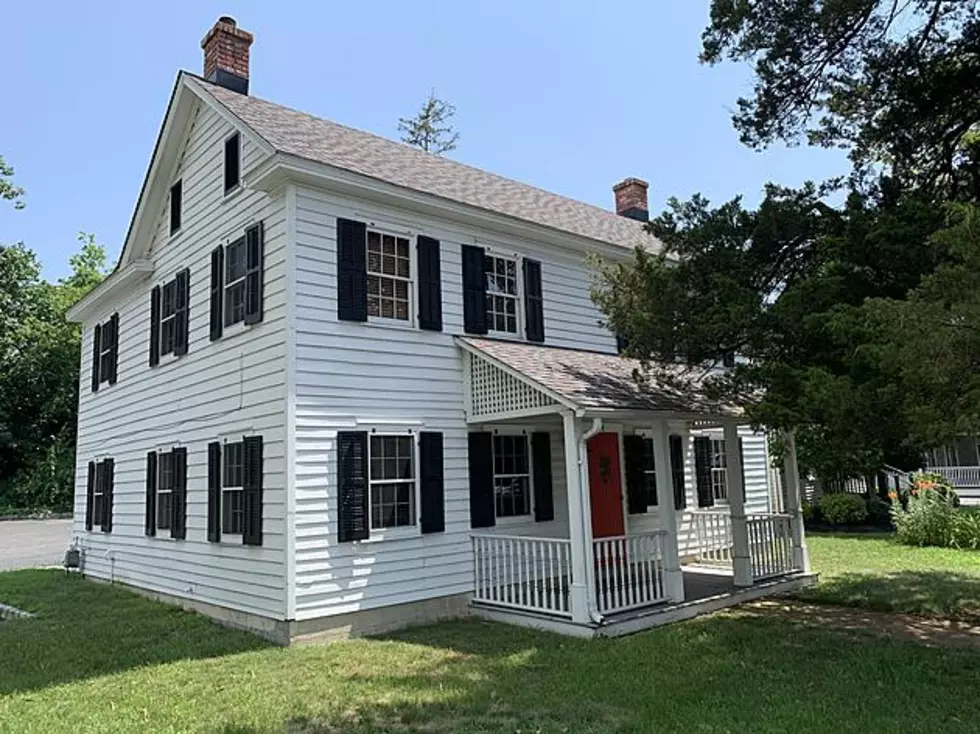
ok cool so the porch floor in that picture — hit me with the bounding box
[682,566,735,601]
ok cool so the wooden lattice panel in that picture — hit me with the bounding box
[469,353,557,418]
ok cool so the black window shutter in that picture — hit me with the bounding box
[85,461,96,530]
[102,458,114,532]
[670,435,687,509]
[145,452,157,536]
[207,441,222,542]
[243,436,263,546]
[467,432,495,527]
[108,314,119,385]
[616,333,630,354]
[149,286,161,366]
[419,431,445,533]
[172,447,188,540]
[174,268,190,355]
[91,324,101,392]
[523,259,545,343]
[623,435,648,515]
[417,236,443,331]
[461,245,487,335]
[338,431,369,542]
[244,222,265,325]
[694,436,714,508]
[210,246,224,341]
[531,432,554,522]
[337,219,367,322]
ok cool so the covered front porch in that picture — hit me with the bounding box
[458,337,816,637]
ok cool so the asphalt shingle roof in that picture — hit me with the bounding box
[202,80,656,251]
[459,337,741,417]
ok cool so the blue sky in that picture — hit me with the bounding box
[2,1,849,279]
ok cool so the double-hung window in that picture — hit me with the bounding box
[160,280,177,356]
[224,236,247,327]
[485,254,519,334]
[641,438,658,506]
[366,230,412,321]
[157,451,174,531]
[222,440,245,535]
[98,318,116,383]
[710,439,728,501]
[369,435,416,529]
[492,434,531,518]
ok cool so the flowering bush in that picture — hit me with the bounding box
[891,472,960,547]
[818,493,867,525]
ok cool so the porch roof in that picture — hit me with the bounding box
[457,337,743,421]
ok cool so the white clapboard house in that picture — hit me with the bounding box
[66,17,814,642]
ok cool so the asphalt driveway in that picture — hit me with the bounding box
[0,519,73,571]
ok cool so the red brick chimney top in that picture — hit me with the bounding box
[201,16,254,95]
[613,178,649,222]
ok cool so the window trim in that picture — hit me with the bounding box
[97,317,115,385]
[224,132,241,195]
[156,448,176,533]
[710,438,729,503]
[223,235,248,328]
[483,249,523,338]
[220,439,246,537]
[490,429,535,524]
[364,226,416,327]
[160,279,177,358]
[365,432,419,538]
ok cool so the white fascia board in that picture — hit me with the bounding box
[66,260,154,323]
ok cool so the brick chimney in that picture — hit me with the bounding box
[613,178,649,222]
[201,16,254,95]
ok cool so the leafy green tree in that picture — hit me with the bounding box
[701,1,980,196]
[0,233,108,511]
[591,184,944,479]
[398,91,460,155]
[0,155,25,209]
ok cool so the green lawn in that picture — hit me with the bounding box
[801,532,980,621]
[3,569,980,733]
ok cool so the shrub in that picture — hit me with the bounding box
[950,509,980,550]
[801,500,820,523]
[819,493,868,525]
[891,483,958,547]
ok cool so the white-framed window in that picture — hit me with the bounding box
[157,450,175,531]
[98,318,115,383]
[710,439,728,501]
[160,279,177,356]
[641,438,658,506]
[485,253,520,334]
[222,440,245,534]
[366,230,412,321]
[492,433,531,518]
[224,235,247,327]
[369,434,416,528]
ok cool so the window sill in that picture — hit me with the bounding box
[493,514,535,528]
[358,526,421,544]
[364,317,417,332]
[222,185,244,205]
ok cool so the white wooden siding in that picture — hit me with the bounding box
[73,101,289,620]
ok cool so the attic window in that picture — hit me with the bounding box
[169,180,182,235]
[224,133,241,194]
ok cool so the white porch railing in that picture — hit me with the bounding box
[593,531,668,615]
[690,509,732,566]
[926,466,980,488]
[471,534,572,617]
[746,513,796,581]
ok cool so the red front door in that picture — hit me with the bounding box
[587,432,626,538]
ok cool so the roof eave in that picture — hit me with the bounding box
[250,152,642,261]
[66,260,155,323]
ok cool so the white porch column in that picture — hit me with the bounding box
[723,420,753,587]
[652,419,685,602]
[562,411,592,623]
[782,430,811,573]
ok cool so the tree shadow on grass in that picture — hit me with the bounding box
[0,570,270,695]
[208,613,980,734]
[796,570,980,621]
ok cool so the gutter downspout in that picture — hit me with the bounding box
[578,417,603,624]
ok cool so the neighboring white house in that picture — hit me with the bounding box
[925,438,980,505]
[67,17,813,642]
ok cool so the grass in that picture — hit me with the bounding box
[801,532,980,621]
[3,569,980,733]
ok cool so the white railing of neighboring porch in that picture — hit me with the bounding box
[690,509,732,566]
[593,531,668,615]
[926,466,980,488]
[471,534,573,617]
[746,513,796,580]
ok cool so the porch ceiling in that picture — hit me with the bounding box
[458,337,744,423]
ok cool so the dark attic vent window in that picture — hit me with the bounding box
[224,133,241,194]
